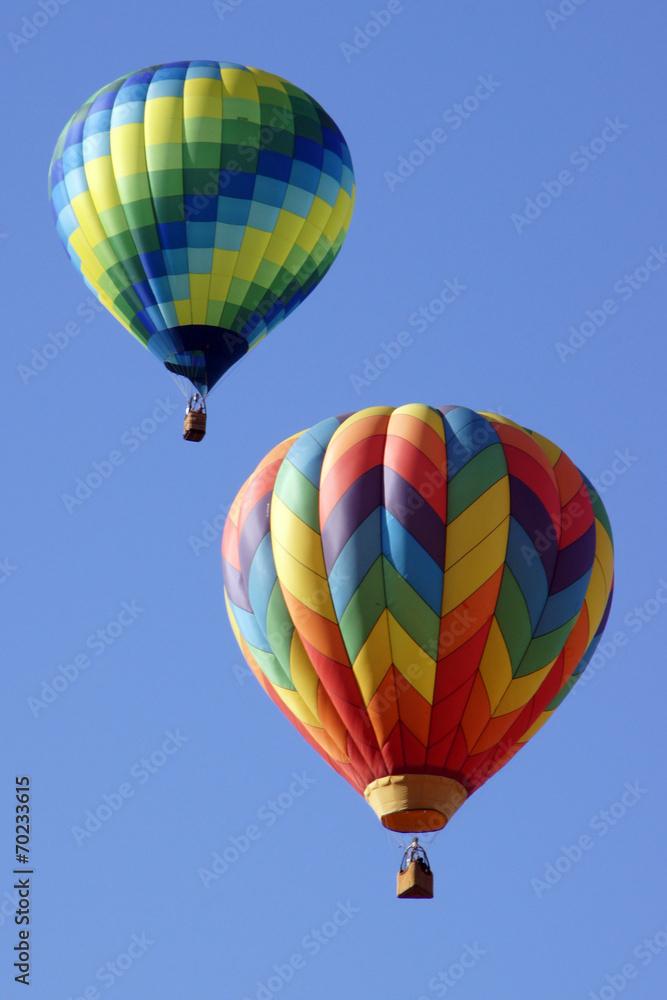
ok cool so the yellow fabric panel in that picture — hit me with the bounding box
[208,273,233,302]
[271,493,327,580]
[593,518,614,595]
[68,230,105,283]
[270,494,327,578]
[189,274,210,324]
[212,248,239,276]
[271,536,337,622]
[263,233,293,266]
[387,614,436,703]
[234,255,261,284]
[396,403,447,439]
[289,632,322,721]
[352,610,392,705]
[69,191,109,251]
[516,711,552,744]
[445,480,510,569]
[442,518,510,615]
[183,76,222,100]
[478,411,523,431]
[584,557,611,645]
[477,617,513,712]
[322,208,346,246]
[109,124,147,178]
[322,190,351,242]
[273,209,307,244]
[276,686,319,727]
[247,67,288,93]
[173,299,193,325]
[295,220,321,255]
[66,217,105,282]
[494,661,553,715]
[183,74,222,106]
[240,227,272,258]
[83,155,121,213]
[144,98,183,146]
[332,406,394,434]
[528,430,561,466]
[220,67,259,100]
[305,196,333,232]
[183,95,223,119]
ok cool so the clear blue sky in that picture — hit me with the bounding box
[2,1,667,997]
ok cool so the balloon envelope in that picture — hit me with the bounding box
[49,61,355,396]
[223,405,614,833]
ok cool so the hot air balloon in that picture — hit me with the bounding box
[48,61,355,440]
[222,404,614,897]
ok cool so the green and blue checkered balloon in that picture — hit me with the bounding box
[49,61,355,396]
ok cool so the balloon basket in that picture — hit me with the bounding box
[183,411,206,442]
[397,860,434,899]
[397,840,433,899]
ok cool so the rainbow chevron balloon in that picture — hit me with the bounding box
[223,405,614,833]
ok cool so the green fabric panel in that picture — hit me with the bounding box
[245,641,296,692]
[274,463,320,533]
[495,567,532,673]
[338,557,386,664]
[263,580,296,685]
[514,616,578,678]
[447,443,508,522]
[382,557,440,653]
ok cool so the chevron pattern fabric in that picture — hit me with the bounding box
[222,404,614,811]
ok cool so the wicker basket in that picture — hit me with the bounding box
[397,859,434,899]
[183,411,207,442]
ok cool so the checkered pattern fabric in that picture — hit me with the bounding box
[49,61,355,395]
